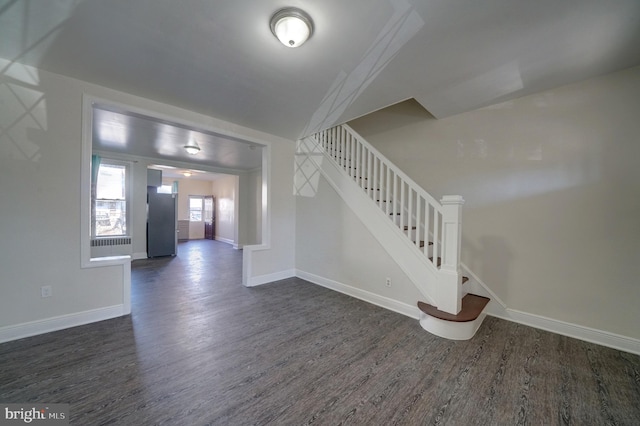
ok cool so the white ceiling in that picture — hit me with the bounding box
[92,106,263,172]
[148,164,227,182]
[2,0,640,150]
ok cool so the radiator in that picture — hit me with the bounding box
[91,237,132,247]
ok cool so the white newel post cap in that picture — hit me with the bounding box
[440,195,465,205]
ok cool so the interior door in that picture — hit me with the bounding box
[204,196,215,240]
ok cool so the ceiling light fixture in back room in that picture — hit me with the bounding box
[270,7,314,48]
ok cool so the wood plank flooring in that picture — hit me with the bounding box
[1,240,639,425]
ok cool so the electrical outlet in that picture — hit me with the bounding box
[385,277,392,287]
[41,285,52,298]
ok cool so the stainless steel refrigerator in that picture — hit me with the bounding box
[147,188,177,257]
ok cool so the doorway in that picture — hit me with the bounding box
[204,196,215,240]
[81,95,267,293]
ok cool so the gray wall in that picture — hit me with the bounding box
[348,66,640,340]
[295,175,424,306]
[0,61,295,337]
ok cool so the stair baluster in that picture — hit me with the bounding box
[311,124,478,320]
[319,126,446,268]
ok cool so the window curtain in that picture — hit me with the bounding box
[90,155,101,237]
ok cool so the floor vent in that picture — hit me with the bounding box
[91,237,132,247]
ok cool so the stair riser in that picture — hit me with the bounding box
[419,312,487,340]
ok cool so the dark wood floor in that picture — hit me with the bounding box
[1,240,639,425]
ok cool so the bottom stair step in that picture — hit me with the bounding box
[417,294,490,322]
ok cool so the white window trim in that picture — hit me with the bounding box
[92,158,132,238]
[189,195,204,222]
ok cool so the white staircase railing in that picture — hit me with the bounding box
[310,124,465,314]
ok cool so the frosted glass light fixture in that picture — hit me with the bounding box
[270,8,313,48]
[184,139,200,155]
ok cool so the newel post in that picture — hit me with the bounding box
[437,195,465,314]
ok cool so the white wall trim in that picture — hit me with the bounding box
[243,243,267,286]
[242,144,272,286]
[212,237,242,250]
[297,268,639,354]
[0,305,128,344]
[233,172,240,249]
[132,252,148,260]
[83,91,279,303]
[458,262,639,354]
[245,269,296,287]
[488,308,640,355]
[86,256,131,315]
[215,237,235,246]
[80,93,94,267]
[296,270,421,320]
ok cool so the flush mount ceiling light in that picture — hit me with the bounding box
[184,138,200,155]
[270,7,314,48]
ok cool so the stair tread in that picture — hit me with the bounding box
[414,240,433,248]
[417,294,490,322]
[422,257,470,282]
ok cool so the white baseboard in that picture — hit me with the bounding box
[458,263,640,354]
[296,270,421,320]
[245,269,296,287]
[4,271,636,355]
[0,305,127,344]
[132,252,147,260]
[298,268,640,355]
[459,263,640,354]
[488,308,640,355]
[215,236,235,246]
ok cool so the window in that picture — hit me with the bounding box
[189,196,203,222]
[157,184,173,194]
[92,160,129,237]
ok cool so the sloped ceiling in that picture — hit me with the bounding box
[2,0,640,141]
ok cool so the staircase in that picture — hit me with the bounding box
[303,124,490,340]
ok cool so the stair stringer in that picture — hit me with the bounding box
[302,149,440,306]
